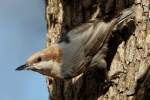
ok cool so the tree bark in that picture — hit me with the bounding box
[45,0,150,100]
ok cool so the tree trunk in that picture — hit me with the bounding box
[45,0,150,100]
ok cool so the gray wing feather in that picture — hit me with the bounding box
[59,8,133,77]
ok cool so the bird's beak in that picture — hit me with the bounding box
[15,64,29,71]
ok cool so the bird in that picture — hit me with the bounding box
[16,8,133,80]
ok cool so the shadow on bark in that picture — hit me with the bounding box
[135,66,150,100]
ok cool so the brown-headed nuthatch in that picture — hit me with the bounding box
[16,8,133,80]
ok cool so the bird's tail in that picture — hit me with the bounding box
[116,8,134,24]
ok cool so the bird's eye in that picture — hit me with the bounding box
[37,57,42,62]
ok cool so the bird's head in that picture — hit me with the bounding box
[15,44,62,77]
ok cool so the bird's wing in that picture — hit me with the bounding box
[60,8,133,77]
[60,20,117,75]
[84,21,116,57]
